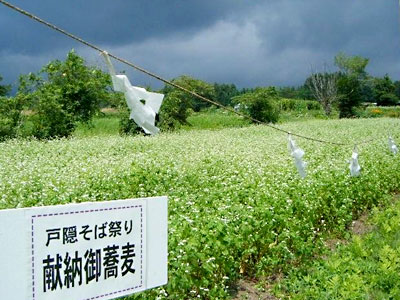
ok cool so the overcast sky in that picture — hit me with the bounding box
[0,0,399,90]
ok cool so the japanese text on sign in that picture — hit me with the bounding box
[31,204,145,300]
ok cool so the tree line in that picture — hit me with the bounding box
[0,50,398,140]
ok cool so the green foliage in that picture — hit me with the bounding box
[157,76,216,131]
[163,76,216,112]
[334,52,369,78]
[0,95,24,140]
[1,119,400,300]
[232,87,281,123]
[279,99,321,111]
[394,81,400,99]
[213,83,240,106]
[157,89,191,131]
[360,78,375,103]
[373,75,399,106]
[337,74,363,118]
[43,50,111,122]
[357,106,400,118]
[183,108,250,130]
[0,75,11,97]
[279,99,321,112]
[74,113,121,137]
[18,50,111,138]
[277,99,328,122]
[118,109,144,136]
[275,197,400,300]
[27,85,76,139]
[278,85,313,100]
[378,93,399,107]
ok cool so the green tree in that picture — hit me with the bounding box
[162,76,216,112]
[214,83,239,106]
[277,85,313,100]
[41,50,111,122]
[334,52,369,78]
[155,76,216,131]
[360,78,375,103]
[19,50,112,138]
[297,84,314,100]
[373,74,399,106]
[157,89,191,130]
[0,95,24,141]
[277,86,298,99]
[232,87,280,123]
[26,86,76,139]
[337,74,363,118]
[0,75,11,97]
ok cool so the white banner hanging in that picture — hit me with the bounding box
[349,147,361,177]
[102,52,164,135]
[288,134,307,178]
[388,136,398,155]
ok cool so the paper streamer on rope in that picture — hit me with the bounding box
[288,134,307,178]
[102,52,164,135]
[388,136,398,155]
[349,146,361,177]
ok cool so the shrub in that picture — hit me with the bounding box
[118,87,192,134]
[157,90,192,131]
[0,96,24,141]
[373,75,399,106]
[360,106,400,118]
[232,87,280,123]
[118,109,144,136]
[377,93,399,107]
[156,76,216,131]
[120,76,216,134]
[162,76,216,112]
[18,50,112,139]
[279,98,321,111]
[27,86,76,139]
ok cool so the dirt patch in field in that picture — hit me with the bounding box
[231,279,280,300]
[325,211,375,251]
[100,107,119,113]
[350,213,373,235]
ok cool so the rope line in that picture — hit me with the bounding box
[0,0,378,147]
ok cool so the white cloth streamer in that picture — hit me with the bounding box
[102,52,164,135]
[388,136,398,155]
[288,135,307,178]
[349,149,361,177]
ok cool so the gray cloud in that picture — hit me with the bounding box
[0,0,399,89]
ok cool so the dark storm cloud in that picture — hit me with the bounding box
[0,0,247,54]
[251,1,399,60]
[0,0,399,89]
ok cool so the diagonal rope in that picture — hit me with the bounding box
[0,0,378,147]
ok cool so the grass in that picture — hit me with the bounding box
[274,195,400,299]
[73,105,331,137]
[75,115,120,137]
[183,109,250,130]
[74,109,250,137]
[278,109,335,123]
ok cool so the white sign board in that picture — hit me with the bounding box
[0,196,168,300]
